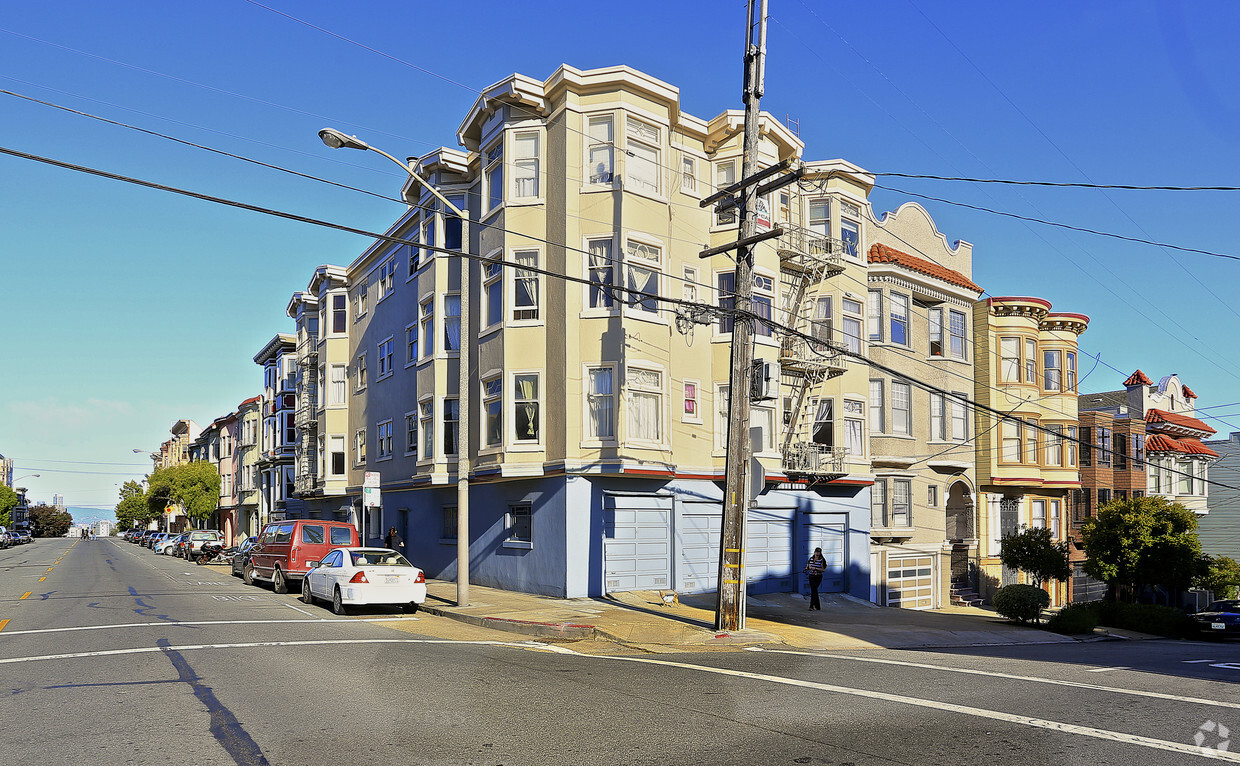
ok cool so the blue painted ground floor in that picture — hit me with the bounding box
[295,475,872,600]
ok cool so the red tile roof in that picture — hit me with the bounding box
[1145,408,1216,435]
[1124,369,1152,387]
[1144,434,1219,458]
[1182,385,1198,399]
[868,243,983,293]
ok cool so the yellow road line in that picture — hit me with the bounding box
[38,577,46,582]
[19,592,31,600]
[0,619,9,632]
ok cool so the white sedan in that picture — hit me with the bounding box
[301,547,427,615]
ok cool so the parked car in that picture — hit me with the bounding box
[145,532,167,550]
[0,531,9,549]
[14,531,32,544]
[137,530,158,546]
[183,530,224,562]
[245,520,359,594]
[301,547,427,615]
[155,534,186,555]
[1193,600,1240,637]
[230,537,258,578]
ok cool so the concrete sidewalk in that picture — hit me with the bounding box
[418,579,1081,651]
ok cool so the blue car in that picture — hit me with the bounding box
[1193,600,1240,638]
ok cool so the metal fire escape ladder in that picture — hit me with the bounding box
[293,334,318,496]
[776,223,849,479]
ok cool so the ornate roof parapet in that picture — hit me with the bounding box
[987,296,1051,322]
[1041,312,1090,336]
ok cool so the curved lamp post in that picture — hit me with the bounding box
[319,128,471,607]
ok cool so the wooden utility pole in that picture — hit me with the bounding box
[714,0,770,632]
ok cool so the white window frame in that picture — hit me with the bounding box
[584,237,616,313]
[420,298,435,359]
[511,130,540,201]
[869,379,885,434]
[444,293,462,353]
[484,248,504,329]
[355,353,367,392]
[483,139,503,215]
[841,297,863,354]
[354,428,367,466]
[482,375,503,449]
[585,114,614,186]
[511,249,540,322]
[419,399,434,462]
[683,379,702,424]
[624,236,663,320]
[329,435,346,477]
[404,323,418,367]
[329,364,346,406]
[512,372,541,446]
[892,381,912,436]
[442,397,460,458]
[584,365,616,444]
[404,411,418,459]
[625,364,665,446]
[624,116,662,197]
[680,154,697,195]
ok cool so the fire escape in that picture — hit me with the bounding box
[776,222,850,480]
[293,329,318,496]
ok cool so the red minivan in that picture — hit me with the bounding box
[244,519,359,594]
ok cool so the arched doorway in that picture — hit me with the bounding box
[945,481,977,598]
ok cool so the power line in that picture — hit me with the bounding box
[875,172,1240,192]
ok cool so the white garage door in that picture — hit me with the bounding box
[603,497,671,593]
[887,555,934,609]
[677,510,719,593]
[746,515,794,593]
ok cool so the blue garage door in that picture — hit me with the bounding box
[603,495,672,593]
[800,514,847,594]
[676,508,719,593]
[747,511,794,593]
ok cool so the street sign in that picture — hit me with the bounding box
[363,485,381,509]
[754,196,772,233]
[364,471,381,489]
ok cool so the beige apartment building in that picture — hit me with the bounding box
[278,65,886,599]
[973,296,1088,605]
[866,203,983,609]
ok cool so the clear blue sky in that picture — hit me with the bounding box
[3,1,1238,521]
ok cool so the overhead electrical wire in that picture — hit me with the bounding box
[875,173,1240,192]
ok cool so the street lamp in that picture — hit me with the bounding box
[319,127,471,607]
[14,474,40,482]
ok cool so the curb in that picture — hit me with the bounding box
[418,604,600,641]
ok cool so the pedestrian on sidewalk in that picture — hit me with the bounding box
[384,526,404,551]
[804,548,826,611]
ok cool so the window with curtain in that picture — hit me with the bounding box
[587,115,613,184]
[377,421,392,459]
[1045,425,1063,466]
[842,298,862,354]
[844,400,864,456]
[950,394,968,441]
[420,300,434,357]
[512,131,539,199]
[329,364,346,405]
[840,218,860,258]
[586,367,614,440]
[444,295,461,351]
[811,397,834,447]
[1025,339,1037,384]
[681,155,697,194]
[808,199,830,239]
[483,378,502,448]
[1024,422,1040,464]
[626,367,662,442]
[514,374,539,443]
[1066,352,1078,391]
[626,241,660,314]
[513,251,539,321]
[1031,500,1046,529]
[405,414,417,458]
[587,239,614,309]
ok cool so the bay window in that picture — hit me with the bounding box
[587,238,614,309]
[625,117,660,194]
[513,250,539,321]
[626,240,660,314]
[626,367,663,442]
[483,377,502,448]
[514,373,540,443]
[587,115,614,184]
[586,366,615,440]
[512,131,539,199]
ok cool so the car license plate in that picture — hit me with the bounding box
[1213,622,1226,630]
[385,575,400,584]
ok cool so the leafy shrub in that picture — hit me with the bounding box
[1046,602,1100,635]
[993,584,1051,624]
[1094,601,1197,639]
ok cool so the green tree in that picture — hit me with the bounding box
[27,504,72,537]
[0,484,17,527]
[147,462,220,528]
[999,525,1071,587]
[115,480,153,531]
[1081,495,1201,600]
[1196,555,1240,600]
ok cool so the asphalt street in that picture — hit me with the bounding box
[1,537,1237,765]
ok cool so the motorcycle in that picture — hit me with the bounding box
[196,542,230,565]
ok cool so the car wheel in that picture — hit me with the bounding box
[243,563,256,586]
[273,568,288,594]
[403,602,419,614]
[332,587,347,616]
[301,580,315,605]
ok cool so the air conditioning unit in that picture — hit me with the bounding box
[750,360,779,402]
